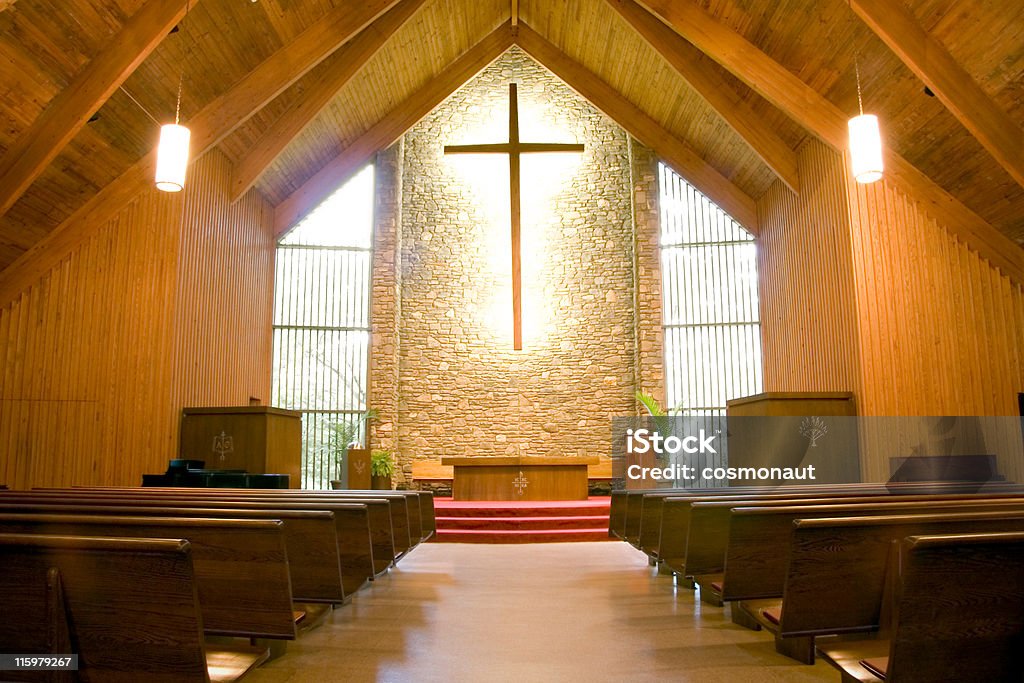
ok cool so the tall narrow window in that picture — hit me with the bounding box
[659,163,763,416]
[272,165,374,489]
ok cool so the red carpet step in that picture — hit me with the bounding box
[433,497,611,543]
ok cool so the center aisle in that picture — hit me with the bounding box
[246,542,838,683]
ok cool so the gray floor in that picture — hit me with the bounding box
[246,542,840,683]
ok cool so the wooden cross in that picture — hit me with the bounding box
[445,83,584,350]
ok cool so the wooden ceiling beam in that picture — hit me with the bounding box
[274,22,515,237]
[850,0,1024,191]
[605,0,799,194]
[0,0,194,219]
[188,0,401,154]
[515,22,759,234]
[0,0,401,305]
[636,0,1024,283]
[230,0,428,203]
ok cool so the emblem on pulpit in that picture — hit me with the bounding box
[353,458,366,475]
[799,417,828,448]
[212,431,234,462]
[513,470,529,495]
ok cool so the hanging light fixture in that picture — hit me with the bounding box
[848,57,883,184]
[155,1,191,192]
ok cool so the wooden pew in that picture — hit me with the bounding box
[664,491,1024,587]
[72,487,421,558]
[818,532,1024,682]
[718,498,1024,603]
[0,514,296,640]
[28,489,395,581]
[624,484,899,548]
[749,509,1024,664]
[71,486,436,544]
[0,534,269,682]
[53,490,398,574]
[0,501,346,603]
[0,566,73,683]
[1,492,377,592]
[639,482,1024,561]
[49,487,414,568]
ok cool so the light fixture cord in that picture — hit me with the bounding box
[174,0,190,125]
[855,55,864,116]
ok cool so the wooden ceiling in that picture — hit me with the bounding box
[0,0,1022,277]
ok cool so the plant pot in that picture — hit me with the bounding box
[371,474,392,490]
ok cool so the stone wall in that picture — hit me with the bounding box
[369,48,663,487]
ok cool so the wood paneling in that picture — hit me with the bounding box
[0,150,274,489]
[758,139,861,394]
[846,149,1024,420]
[758,138,1024,481]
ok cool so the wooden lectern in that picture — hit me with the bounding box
[180,406,302,488]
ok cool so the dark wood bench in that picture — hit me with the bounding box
[2,492,377,595]
[818,531,1024,682]
[642,482,1024,565]
[45,487,426,569]
[0,501,346,603]
[666,492,1024,589]
[71,486,437,544]
[719,498,1024,603]
[68,490,398,574]
[752,509,1024,664]
[0,533,269,682]
[0,514,296,640]
[620,483,931,548]
[0,565,73,683]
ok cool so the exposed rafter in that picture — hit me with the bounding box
[230,0,428,202]
[850,0,1024,191]
[0,0,402,306]
[636,0,1024,283]
[274,22,516,236]
[605,0,799,194]
[0,0,194,219]
[515,23,759,234]
[190,0,401,154]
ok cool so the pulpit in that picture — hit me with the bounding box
[179,406,302,488]
[441,456,599,501]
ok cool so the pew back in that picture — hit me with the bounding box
[0,534,214,682]
[684,494,1024,580]
[884,532,1024,682]
[0,514,295,639]
[0,566,73,683]
[779,510,1024,638]
[0,503,344,603]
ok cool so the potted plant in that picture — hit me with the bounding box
[370,449,394,490]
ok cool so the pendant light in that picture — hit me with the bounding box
[155,1,191,192]
[848,57,883,184]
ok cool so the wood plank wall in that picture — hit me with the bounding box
[759,138,1024,481]
[758,139,862,397]
[0,149,274,489]
[846,163,1024,419]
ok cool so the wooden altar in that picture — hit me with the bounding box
[440,456,599,501]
